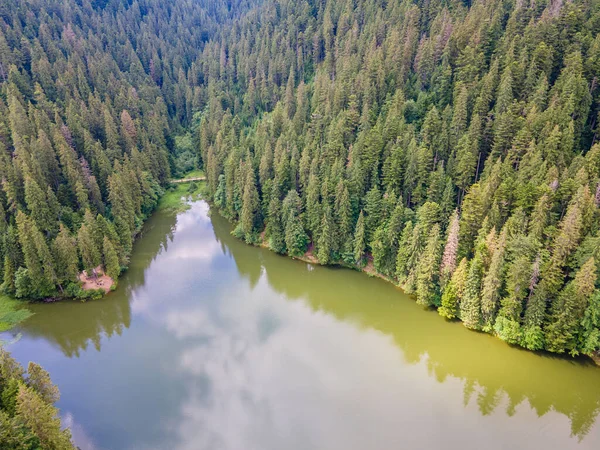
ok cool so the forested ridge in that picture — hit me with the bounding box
[1,0,600,358]
[196,0,600,358]
[0,0,253,300]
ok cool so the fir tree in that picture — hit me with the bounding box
[353,210,366,265]
[240,165,260,243]
[545,258,597,355]
[415,224,443,307]
[481,228,507,331]
[77,224,100,277]
[52,225,79,288]
[103,237,120,281]
[317,206,334,265]
[439,258,469,320]
[460,252,484,330]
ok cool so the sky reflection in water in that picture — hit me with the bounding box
[3,201,600,450]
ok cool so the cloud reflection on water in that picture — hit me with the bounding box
[123,200,599,450]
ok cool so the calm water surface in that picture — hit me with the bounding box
[2,200,600,450]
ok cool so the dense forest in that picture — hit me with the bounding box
[0,0,599,359]
[0,0,254,300]
[0,349,74,449]
[196,0,600,358]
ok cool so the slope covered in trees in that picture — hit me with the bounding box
[1,0,599,358]
[0,349,75,449]
[194,0,600,358]
[0,0,254,299]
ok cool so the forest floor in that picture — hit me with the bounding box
[79,266,113,293]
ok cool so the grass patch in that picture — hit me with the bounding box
[158,181,205,213]
[0,294,33,332]
[182,169,205,179]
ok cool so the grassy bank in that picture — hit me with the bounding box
[0,295,33,332]
[157,180,206,213]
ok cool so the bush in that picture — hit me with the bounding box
[187,181,198,193]
[494,317,522,345]
[76,288,104,301]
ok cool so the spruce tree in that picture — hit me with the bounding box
[353,210,366,266]
[52,225,79,288]
[440,209,460,286]
[415,224,443,307]
[317,206,334,265]
[545,258,597,354]
[460,253,484,330]
[103,236,120,281]
[240,166,260,243]
[481,227,507,332]
[439,258,469,320]
[77,224,100,277]
[267,195,286,254]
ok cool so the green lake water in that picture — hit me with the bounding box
[2,200,600,450]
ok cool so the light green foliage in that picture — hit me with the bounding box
[353,211,367,266]
[0,295,33,332]
[0,0,599,357]
[415,224,443,307]
[0,349,75,449]
[103,237,120,281]
[439,258,468,320]
[461,253,484,330]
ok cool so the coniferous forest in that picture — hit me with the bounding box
[1,0,600,360]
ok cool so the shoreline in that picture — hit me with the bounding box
[217,204,600,368]
[0,179,205,331]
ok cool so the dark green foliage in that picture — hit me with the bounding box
[415,224,443,307]
[102,237,120,282]
[0,349,74,449]
[283,190,308,257]
[353,211,367,266]
[1,0,599,357]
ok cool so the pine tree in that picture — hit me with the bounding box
[545,258,597,355]
[283,190,308,257]
[24,176,55,236]
[481,227,507,331]
[16,384,73,449]
[415,224,443,307]
[440,209,460,285]
[240,165,260,243]
[15,211,56,298]
[579,290,600,357]
[439,258,468,320]
[494,255,533,344]
[26,362,59,405]
[334,181,352,255]
[267,195,285,254]
[523,199,583,349]
[364,185,382,246]
[395,221,414,283]
[353,210,366,265]
[460,252,484,330]
[77,223,100,277]
[314,188,331,260]
[305,172,322,238]
[102,236,120,281]
[52,225,79,288]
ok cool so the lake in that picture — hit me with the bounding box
[2,200,600,450]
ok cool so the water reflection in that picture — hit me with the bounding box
[3,200,600,450]
[3,205,178,357]
[208,208,600,444]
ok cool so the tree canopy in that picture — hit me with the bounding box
[0,0,599,357]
